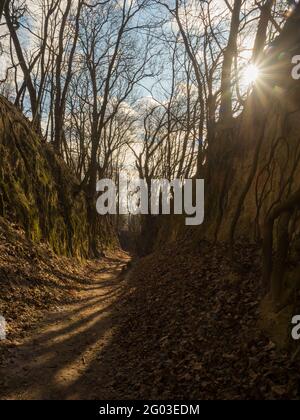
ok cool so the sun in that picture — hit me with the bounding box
[241,64,260,87]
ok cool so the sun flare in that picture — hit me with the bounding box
[242,64,260,87]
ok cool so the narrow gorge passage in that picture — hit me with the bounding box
[1,0,300,403]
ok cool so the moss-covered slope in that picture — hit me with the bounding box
[0,96,90,258]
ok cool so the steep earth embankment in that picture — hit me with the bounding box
[0,95,118,343]
[154,9,300,346]
[0,96,116,258]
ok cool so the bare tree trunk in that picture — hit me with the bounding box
[0,0,7,22]
[219,0,242,122]
[53,0,84,154]
[4,1,40,130]
[174,0,205,177]
[252,0,274,63]
[53,0,72,153]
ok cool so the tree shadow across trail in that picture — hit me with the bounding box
[0,254,130,400]
[1,244,298,400]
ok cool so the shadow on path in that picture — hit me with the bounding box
[0,254,130,400]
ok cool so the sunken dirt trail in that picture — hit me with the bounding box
[0,253,131,400]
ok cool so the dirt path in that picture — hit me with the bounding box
[0,254,130,400]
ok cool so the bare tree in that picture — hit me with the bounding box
[4,0,41,128]
[219,0,242,122]
[0,0,7,21]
